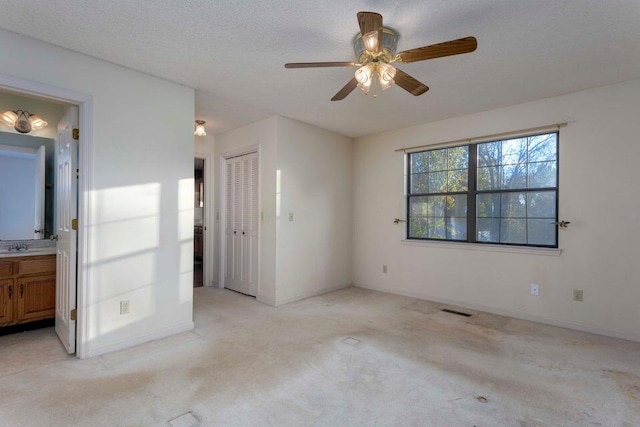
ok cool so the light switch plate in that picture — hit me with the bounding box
[289,212,294,221]
[120,300,130,315]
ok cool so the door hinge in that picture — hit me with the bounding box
[70,308,77,321]
[71,218,78,230]
[72,128,79,140]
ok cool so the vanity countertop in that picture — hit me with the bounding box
[0,247,56,258]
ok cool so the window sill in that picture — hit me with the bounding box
[401,239,562,256]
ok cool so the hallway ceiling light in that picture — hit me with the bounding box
[194,120,207,137]
[1,109,48,134]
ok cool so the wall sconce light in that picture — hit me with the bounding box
[194,120,207,137]
[1,110,48,134]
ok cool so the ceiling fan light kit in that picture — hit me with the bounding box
[284,11,477,101]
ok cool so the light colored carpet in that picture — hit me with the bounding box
[0,286,638,426]
[0,326,71,377]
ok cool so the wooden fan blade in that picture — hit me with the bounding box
[396,37,477,64]
[285,62,357,68]
[394,69,429,96]
[331,78,358,101]
[357,11,382,36]
[357,11,383,53]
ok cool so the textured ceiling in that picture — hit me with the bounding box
[1,1,639,138]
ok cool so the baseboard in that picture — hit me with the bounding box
[257,294,276,306]
[276,282,352,306]
[83,321,195,359]
[354,283,640,344]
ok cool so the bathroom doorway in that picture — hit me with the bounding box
[0,82,87,359]
[194,158,205,287]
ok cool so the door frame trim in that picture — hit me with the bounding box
[0,72,93,359]
[218,145,260,293]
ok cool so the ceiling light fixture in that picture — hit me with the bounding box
[284,11,477,101]
[1,110,48,134]
[354,62,397,97]
[194,120,207,137]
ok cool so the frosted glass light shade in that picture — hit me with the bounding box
[29,115,48,130]
[362,31,379,53]
[377,62,396,91]
[194,120,207,136]
[1,110,18,125]
[355,64,374,93]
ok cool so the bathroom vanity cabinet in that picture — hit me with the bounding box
[0,254,56,327]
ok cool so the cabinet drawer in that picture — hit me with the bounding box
[17,257,56,276]
[0,261,12,278]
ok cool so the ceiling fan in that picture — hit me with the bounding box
[285,11,477,101]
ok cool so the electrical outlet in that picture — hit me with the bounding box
[120,300,130,315]
[530,283,539,296]
[289,212,294,221]
[573,289,583,302]
[382,265,388,273]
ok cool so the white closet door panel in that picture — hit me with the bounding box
[240,155,250,288]
[233,159,243,288]
[224,160,234,284]
[224,152,258,296]
[247,153,259,293]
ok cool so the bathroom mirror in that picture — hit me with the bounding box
[0,133,55,240]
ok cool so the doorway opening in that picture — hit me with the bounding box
[194,158,204,288]
[0,73,92,359]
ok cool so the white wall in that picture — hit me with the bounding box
[195,133,215,157]
[0,29,195,356]
[353,78,640,342]
[214,117,278,304]
[212,116,353,306]
[275,116,353,305]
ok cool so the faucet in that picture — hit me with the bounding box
[3,242,31,252]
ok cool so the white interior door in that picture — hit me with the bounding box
[243,152,259,296]
[55,106,78,354]
[224,152,258,296]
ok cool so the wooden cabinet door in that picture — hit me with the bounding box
[0,279,13,325]
[16,274,56,322]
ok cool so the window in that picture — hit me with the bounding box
[407,132,558,247]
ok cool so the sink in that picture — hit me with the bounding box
[0,246,56,257]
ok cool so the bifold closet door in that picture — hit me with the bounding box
[224,153,258,296]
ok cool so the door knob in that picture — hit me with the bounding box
[242,231,245,235]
